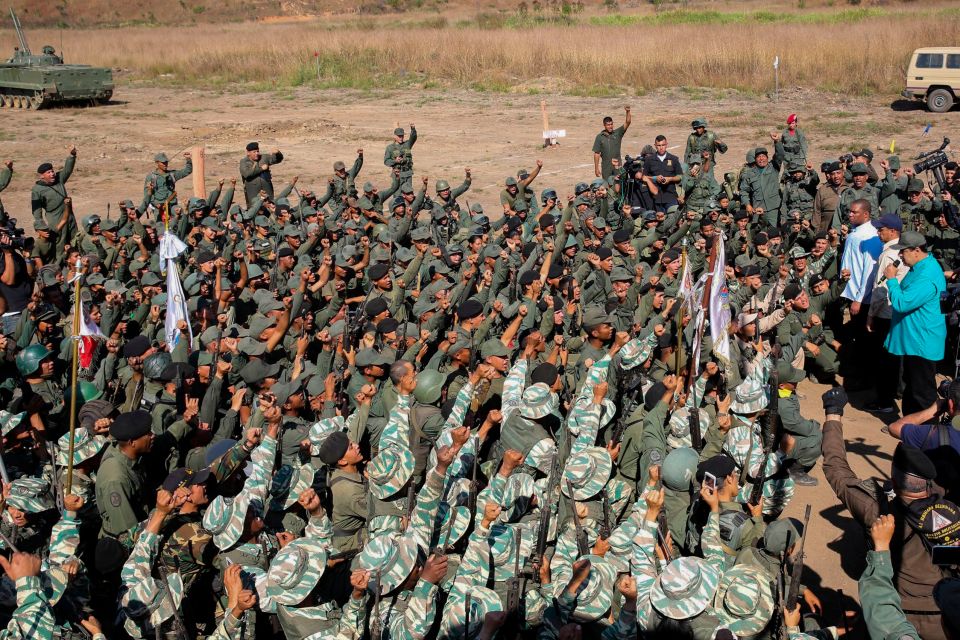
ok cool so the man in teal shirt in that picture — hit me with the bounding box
[884,231,947,414]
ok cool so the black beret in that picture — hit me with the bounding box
[613,228,632,243]
[519,270,538,287]
[318,431,350,466]
[547,263,564,280]
[893,444,937,480]
[595,247,613,260]
[368,263,390,282]
[196,250,216,264]
[824,161,841,173]
[662,248,680,262]
[734,209,750,221]
[246,142,259,152]
[122,335,151,358]
[531,362,559,386]
[754,232,769,245]
[110,410,152,441]
[766,228,781,239]
[656,331,674,350]
[644,381,667,412]
[540,214,556,228]
[522,242,538,260]
[377,317,400,335]
[782,283,803,301]
[365,297,389,318]
[506,217,523,230]
[159,362,197,382]
[277,246,294,258]
[37,162,54,174]
[741,265,761,277]
[458,299,484,320]
[696,454,738,483]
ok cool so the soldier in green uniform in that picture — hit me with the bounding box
[684,118,727,177]
[776,114,808,167]
[384,125,417,191]
[239,142,283,206]
[781,161,819,220]
[31,147,77,261]
[593,106,631,180]
[144,152,192,211]
[740,146,783,227]
[837,163,880,226]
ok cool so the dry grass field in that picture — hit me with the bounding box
[3,1,958,97]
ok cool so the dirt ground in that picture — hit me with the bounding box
[3,85,959,633]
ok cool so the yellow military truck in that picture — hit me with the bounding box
[902,47,960,113]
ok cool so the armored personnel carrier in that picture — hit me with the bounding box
[0,9,113,109]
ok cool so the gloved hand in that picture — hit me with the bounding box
[821,387,849,416]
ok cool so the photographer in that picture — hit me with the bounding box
[0,226,31,336]
[619,155,657,210]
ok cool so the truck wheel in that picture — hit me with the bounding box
[927,89,955,113]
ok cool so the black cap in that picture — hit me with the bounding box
[663,248,680,262]
[530,362,559,386]
[893,444,937,480]
[162,467,212,492]
[37,162,53,174]
[782,283,803,301]
[547,263,564,279]
[458,299,484,320]
[741,265,761,277]
[246,142,259,152]
[595,247,613,260]
[377,317,400,334]
[277,246,294,259]
[368,263,390,282]
[613,228,631,243]
[110,410,152,441]
[318,431,350,466]
[122,335,151,358]
[809,274,827,288]
[644,381,667,412]
[519,270,538,287]
[365,297,388,318]
[696,454,738,483]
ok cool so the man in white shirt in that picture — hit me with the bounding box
[840,198,884,382]
[865,214,910,413]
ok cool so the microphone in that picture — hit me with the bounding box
[879,259,901,284]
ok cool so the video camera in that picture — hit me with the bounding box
[914,137,951,190]
[0,219,28,250]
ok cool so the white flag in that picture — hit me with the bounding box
[678,248,694,315]
[709,234,731,367]
[159,232,192,352]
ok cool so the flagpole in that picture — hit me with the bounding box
[65,257,83,494]
[674,244,687,378]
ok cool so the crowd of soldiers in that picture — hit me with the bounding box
[0,107,955,640]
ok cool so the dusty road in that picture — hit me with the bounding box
[2,84,955,632]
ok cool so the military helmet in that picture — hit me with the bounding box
[143,351,173,380]
[414,369,445,405]
[64,380,104,406]
[83,214,102,231]
[663,447,700,491]
[372,223,388,237]
[435,179,450,193]
[42,45,56,55]
[15,344,53,376]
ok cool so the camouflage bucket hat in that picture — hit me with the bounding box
[354,534,422,595]
[666,406,710,451]
[436,502,472,548]
[562,447,612,501]
[570,555,617,622]
[722,424,756,469]
[56,429,107,467]
[281,463,317,510]
[714,564,774,635]
[308,417,344,456]
[0,410,26,437]
[487,524,532,580]
[368,445,415,499]
[519,383,558,420]
[650,556,720,620]
[202,493,251,550]
[7,477,55,513]
[121,563,184,636]
[443,587,503,638]
[265,537,328,606]
[498,472,536,523]
[729,376,767,414]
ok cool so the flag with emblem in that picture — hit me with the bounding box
[159,231,192,351]
[709,233,731,366]
[77,303,103,369]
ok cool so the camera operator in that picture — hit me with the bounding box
[0,226,31,336]
[619,155,657,210]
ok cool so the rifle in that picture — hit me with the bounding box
[567,480,589,557]
[464,591,473,640]
[467,449,479,516]
[532,452,560,581]
[656,510,673,563]
[785,504,812,610]
[504,527,522,625]
[154,558,186,638]
[174,365,186,415]
[370,568,383,640]
[610,368,644,445]
[688,402,703,453]
[405,481,416,531]
[599,490,612,540]
[46,441,65,513]
[749,365,779,507]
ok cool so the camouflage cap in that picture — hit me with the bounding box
[729,376,767,414]
[486,524,533,580]
[498,472,536,523]
[714,564,774,635]
[435,502,471,548]
[6,477,55,513]
[0,410,25,437]
[265,536,328,605]
[278,462,316,510]
[354,534,422,595]
[307,417,344,456]
[666,406,711,451]
[443,587,503,638]
[202,493,252,550]
[519,383,557,420]
[662,446,700,491]
[650,556,720,620]
[569,555,617,622]
[368,445,414,499]
[56,428,107,467]
[562,447,612,501]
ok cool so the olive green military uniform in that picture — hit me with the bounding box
[144,159,192,209]
[30,153,76,260]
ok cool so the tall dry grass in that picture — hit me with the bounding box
[9,6,960,95]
